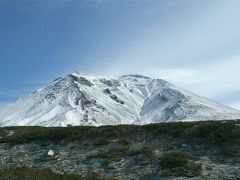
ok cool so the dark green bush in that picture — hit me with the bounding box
[160,150,188,169]
[88,146,153,161]
[0,166,101,180]
[162,162,202,177]
[160,151,202,177]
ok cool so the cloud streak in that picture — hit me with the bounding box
[92,0,240,110]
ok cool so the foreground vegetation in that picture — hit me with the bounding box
[0,166,100,180]
[0,120,239,179]
[1,120,239,145]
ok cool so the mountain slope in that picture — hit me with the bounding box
[0,71,240,126]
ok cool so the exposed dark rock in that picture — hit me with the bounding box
[110,94,124,105]
[83,113,88,122]
[45,93,56,100]
[119,101,124,105]
[110,94,118,101]
[103,88,111,94]
[79,92,96,110]
[121,74,151,79]
[78,77,93,87]
[75,98,80,106]
[68,75,93,87]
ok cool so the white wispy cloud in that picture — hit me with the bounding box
[229,102,240,110]
[94,0,240,110]
[142,56,240,110]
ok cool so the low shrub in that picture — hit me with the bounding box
[160,150,188,169]
[0,166,101,180]
[160,151,202,177]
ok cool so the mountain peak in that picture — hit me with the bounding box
[70,71,81,77]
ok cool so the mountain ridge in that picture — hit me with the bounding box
[0,71,240,127]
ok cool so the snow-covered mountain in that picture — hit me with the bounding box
[0,71,240,127]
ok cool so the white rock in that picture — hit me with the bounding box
[48,150,54,156]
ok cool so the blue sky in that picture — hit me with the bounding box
[0,0,240,110]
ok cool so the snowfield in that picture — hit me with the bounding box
[0,71,240,127]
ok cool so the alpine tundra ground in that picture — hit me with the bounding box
[0,120,239,179]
